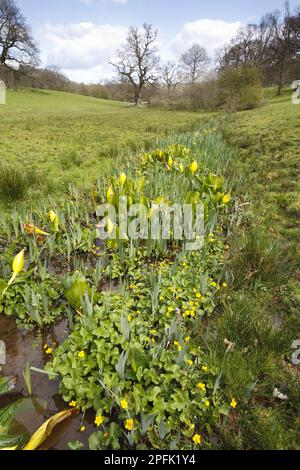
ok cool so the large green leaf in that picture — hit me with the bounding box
[0,376,17,397]
[0,433,26,450]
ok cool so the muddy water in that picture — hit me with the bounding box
[0,315,95,450]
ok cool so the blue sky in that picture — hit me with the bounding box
[16,0,300,82]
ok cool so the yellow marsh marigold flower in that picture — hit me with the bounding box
[69,401,77,408]
[174,341,182,352]
[45,348,53,355]
[189,161,198,175]
[230,398,237,409]
[78,351,85,359]
[222,193,231,204]
[125,419,134,431]
[120,399,129,410]
[192,434,202,445]
[119,173,127,186]
[196,382,206,391]
[95,415,105,427]
[186,360,193,366]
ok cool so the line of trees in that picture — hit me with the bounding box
[1,0,300,110]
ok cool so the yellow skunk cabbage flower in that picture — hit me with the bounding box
[119,173,127,186]
[12,249,25,275]
[2,249,26,297]
[222,193,231,204]
[107,218,115,235]
[190,161,198,175]
[167,156,173,169]
[49,210,59,232]
[49,210,57,223]
[106,186,115,204]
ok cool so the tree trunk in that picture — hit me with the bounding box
[134,88,142,106]
[277,62,284,96]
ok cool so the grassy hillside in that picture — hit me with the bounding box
[0,89,209,207]
[217,88,300,449]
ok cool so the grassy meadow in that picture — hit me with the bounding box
[0,87,299,450]
[0,88,209,207]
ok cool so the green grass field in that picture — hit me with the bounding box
[0,89,209,207]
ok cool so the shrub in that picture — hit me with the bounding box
[218,66,263,112]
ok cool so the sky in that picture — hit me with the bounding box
[16,0,300,83]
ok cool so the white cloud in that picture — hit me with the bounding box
[43,22,128,81]
[170,19,242,58]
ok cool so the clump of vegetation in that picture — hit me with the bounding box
[218,66,263,112]
[0,164,39,201]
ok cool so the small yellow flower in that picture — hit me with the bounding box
[43,344,48,350]
[120,399,129,410]
[222,193,231,205]
[205,400,210,407]
[45,348,53,355]
[78,350,85,359]
[151,329,157,336]
[125,419,134,431]
[119,173,127,186]
[127,315,132,323]
[196,382,206,392]
[202,365,208,372]
[222,282,228,288]
[190,161,198,175]
[174,341,182,352]
[196,293,202,299]
[69,401,77,408]
[211,281,217,288]
[167,156,173,169]
[80,425,86,432]
[186,359,193,366]
[95,415,105,427]
[192,434,202,445]
[185,336,191,343]
[106,186,115,203]
[230,398,237,409]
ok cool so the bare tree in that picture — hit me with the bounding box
[267,5,300,95]
[217,3,300,94]
[180,44,210,83]
[110,23,160,106]
[160,61,179,91]
[0,0,39,68]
